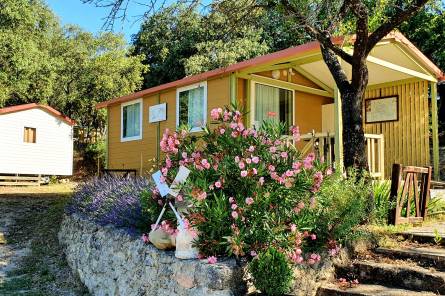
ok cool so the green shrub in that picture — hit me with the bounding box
[84,139,106,168]
[372,180,394,224]
[314,169,373,246]
[249,247,293,296]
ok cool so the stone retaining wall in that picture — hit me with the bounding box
[58,214,246,296]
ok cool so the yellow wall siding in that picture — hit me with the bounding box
[295,92,333,134]
[364,80,430,177]
[107,76,231,175]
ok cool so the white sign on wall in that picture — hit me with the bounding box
[365,96,398,123]
[149,103,167,123]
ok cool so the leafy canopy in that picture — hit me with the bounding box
[0,0,147,133]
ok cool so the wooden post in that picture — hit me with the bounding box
[104,123,108,169]
[421,166,432,218]
[230,73,237,106]
[388,163,402,225]
[156,93,161,167]
[430,82,439,180]
[379,136,385,180]
[334,86,343,171]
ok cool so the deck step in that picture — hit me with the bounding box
[341,260,445,294]
[316,284,437,296]
[375,247,445,270]
[399,223,445,245]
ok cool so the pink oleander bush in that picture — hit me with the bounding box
[150,105,372,294]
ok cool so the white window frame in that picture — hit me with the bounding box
[176,81,208,133]
[121,98,143,142]
[249,80,295,129]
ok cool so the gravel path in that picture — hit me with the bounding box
[0,186,89,296]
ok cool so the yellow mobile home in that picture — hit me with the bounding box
[97,32,443,179]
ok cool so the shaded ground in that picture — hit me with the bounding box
[0,184,89,296]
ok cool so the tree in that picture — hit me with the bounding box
[398,1,445,132]
[0,0,60,106]
[86,0,432,171]
[132,3,269,88]
[50,26,147,134]
[0,0,147,138]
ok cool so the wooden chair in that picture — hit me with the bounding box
[388,164,432,225]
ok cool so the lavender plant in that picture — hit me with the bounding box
[67,176,160,231]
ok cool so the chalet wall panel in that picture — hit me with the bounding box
[107,76,231,175]
[364,80,430,177]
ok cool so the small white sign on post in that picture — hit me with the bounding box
[152,170,170,197]
[169,166,190,197]
[149,103,167,123]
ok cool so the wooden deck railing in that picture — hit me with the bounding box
[284,131,385,179]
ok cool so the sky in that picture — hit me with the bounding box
[46,0,149,43]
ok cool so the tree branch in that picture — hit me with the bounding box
[279,0,354,65]
[366,0,429,53]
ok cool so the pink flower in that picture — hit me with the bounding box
[207,256,218,264]
[234,156,240,163]
[176,194,184,202]
[231,131,238,138]
[290,224,297,232]
[161,167,168,176]
[268,165,275,172]
[210,108,222,120]
[182,151,188,159]
[246,158,252,164]
[219,128,225,134]
[245,197,254,205]
[252,168,258,175]
[239,162,245,169]
[229,122,237,129]
[259,177,265,185]
[231,211,239,219]
[240,170,248,177]
[326,167,333,176]
[231,203,238,210]
[248,145,255,152]
[298,202,305,209]
[280,151,288,159]
[285,170,294,177]
[311,234,317,240]
[197,191,207,201]
[215,181,222,188]
[269,146,277,153]
[201,159,211,169]
[252,156,259,164]
[250,251,257,257]
[229,197,235,203]
[141,234,149,243]
[292,162,302,171]
[303,153,315,169]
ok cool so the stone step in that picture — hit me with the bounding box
[375,247,445,271]
[399,222,445,245]
[316,283,438,296]
[336,260,445,294]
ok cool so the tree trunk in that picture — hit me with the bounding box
[340,88,368,171]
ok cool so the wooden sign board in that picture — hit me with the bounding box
[149,103,167,123]
[365,96,398,123]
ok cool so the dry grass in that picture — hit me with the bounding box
[0,182,89,296]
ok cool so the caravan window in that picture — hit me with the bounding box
[176,82,207,132]
[121,99,142,142]
[24,127,36,143]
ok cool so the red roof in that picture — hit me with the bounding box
[96,32,444,109]
[0,103,75,126]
